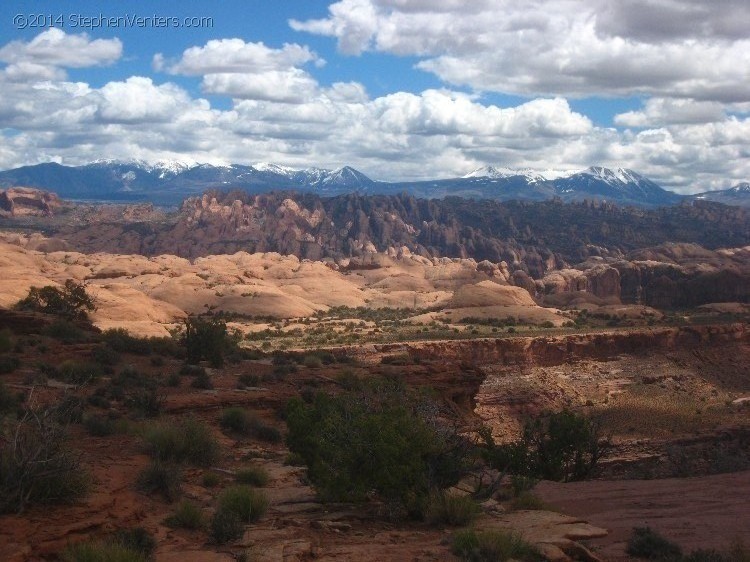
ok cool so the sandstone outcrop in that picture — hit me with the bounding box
[613,244,750,307]
[0,187,62,217]
[0,241,559,336]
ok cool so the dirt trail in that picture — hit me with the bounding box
[536,470,750,560]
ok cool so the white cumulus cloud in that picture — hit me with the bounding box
[0,28,122,67]
[292,0,750,102]
[157,39,323,103]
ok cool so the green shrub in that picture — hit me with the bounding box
[452,529,543,562]
[181,417,220,466]
[238,373,261,388]
[166,499,205,529]
[190,371,213,390]
[54,395,86,424]
[219,408,282,443]
[217,485,269,523]
[101,328,180,357]
[209,509,244,545]
[285,378,469,516]
[179,364,206,377]
[43,319,87,342]
[235,466,270,487]
[0,380,21,416]
[84,414,117,437]
[302,355,323,368]
[220,407,249,433]
[682,549,732,562]
[0,356,20,374]
[509,491,551,511]
[510,475,538,496]
[142,422,181,459]
[209,486,268,544]
[16,280,95,320]
[272,363,297,379]
[252,423,282,443]
[113,528,156,559]
[0,329,13,353]
[61,540,147,562]
[626,527,683,560]
[283,452,306,466]
[102,329,152,354]
[182,315,238,367]
[424,492,480,526]
[91,344,121,366]
[336,369,364,390]
[58,360,104,384]
[113,366,157,392]
[166,373,181,387]
[87,392,111,409]
[141,417,219,467]
[202,472,221,488]
[481,410,610,482]
[125,388,164,418]
[137,461,181,502]
[0,405,89,513]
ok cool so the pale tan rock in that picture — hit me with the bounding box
[0,242,569,334]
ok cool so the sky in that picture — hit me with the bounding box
[0,1,749,193]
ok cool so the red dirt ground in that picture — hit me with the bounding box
[536,470,750,560]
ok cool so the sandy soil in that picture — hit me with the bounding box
[536,471,750,560]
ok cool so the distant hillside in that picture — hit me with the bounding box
[0,160,687,207]
[691,183,750,207]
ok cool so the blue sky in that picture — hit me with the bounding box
[0,0,749,192]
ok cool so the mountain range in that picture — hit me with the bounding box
[0,160,747,208]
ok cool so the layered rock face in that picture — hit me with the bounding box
[341,323,749,366]
[0,187,61,217]
[58,191,749,272]
[533,244,750,308]
[611,244,750,307]
[4,189,750,308]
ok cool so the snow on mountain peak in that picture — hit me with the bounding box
[88,158,198,177]
[583,166,644,185]
[252,162,301,177]
[463,166,575,181]
[151,159,197,177]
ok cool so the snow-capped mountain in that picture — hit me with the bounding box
[0,160,712,208]
[691,182,750,207]
[0,160,377,203]
[316,166,374,190]
[450,165,680,206]
[553,166,679,205]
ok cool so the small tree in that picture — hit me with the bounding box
[286,378,470,517]
[182,315,236,367]
[15,280,95,320]
[482,410,610,482]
